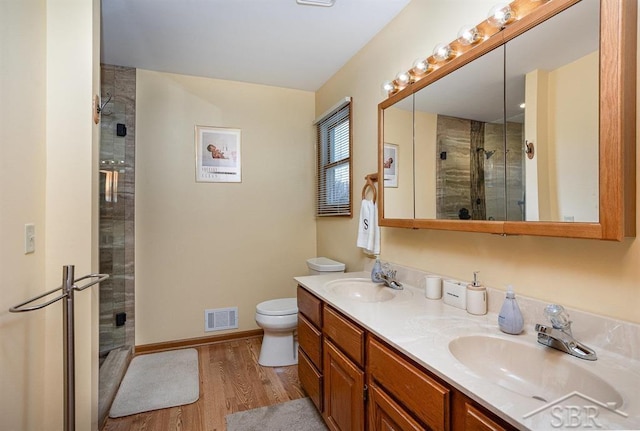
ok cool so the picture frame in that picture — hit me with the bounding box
[195,126,242,183]
[383,143,398,188]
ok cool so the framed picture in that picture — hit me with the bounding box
[383,143,398,188]
[195,126,242,183]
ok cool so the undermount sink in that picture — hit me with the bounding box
[323,278,404,303]
[449,335,623,408]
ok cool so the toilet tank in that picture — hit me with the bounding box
[306,257,346,275]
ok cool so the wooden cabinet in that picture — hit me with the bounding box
[462,404,507,431]
[297,286,324,411]
[369,382,426,431]
[324,338,365,431]
[297,285,516,431]
[323,305,366,431]
[368,336,449,431]
[452,391,511,431]
[299,348,323,412]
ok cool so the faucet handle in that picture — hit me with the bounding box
[544,304,571,330]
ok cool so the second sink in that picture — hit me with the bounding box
[449,335,623,408]
[323,278,404,303]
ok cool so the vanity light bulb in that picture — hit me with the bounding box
[457,25,481,46]
[432,43,453,62]
[381,80,396,95]
[395,71,411,87]
[411,58,429,76]
[487,3,513,27]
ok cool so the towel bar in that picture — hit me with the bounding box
[10,265,109,431]
[361,172,378,203]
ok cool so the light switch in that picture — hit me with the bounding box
[25,223,35,254]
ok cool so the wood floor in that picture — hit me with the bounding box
[102,336,306,431]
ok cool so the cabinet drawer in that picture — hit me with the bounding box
[369,382,426,431]
[299,313,322,369]
[323,306,365,367]
[298,348,323,412]
[298,285,322,328]
[463,403,507,431]
[368,337,450,431]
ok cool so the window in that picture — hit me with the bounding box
[316,98,352,216]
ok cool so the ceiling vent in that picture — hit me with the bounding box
[296,0,335,7]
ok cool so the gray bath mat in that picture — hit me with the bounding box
[109,348,199,418]
[226,397,327,431]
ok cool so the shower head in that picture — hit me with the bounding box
[476,148,497,159]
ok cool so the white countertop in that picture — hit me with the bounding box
[295,271,640,430]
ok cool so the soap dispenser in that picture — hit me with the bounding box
[498,285,524,334]
[466,271,487,315]
[371,257,383,283]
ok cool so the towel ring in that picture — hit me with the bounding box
[361,173,378,204]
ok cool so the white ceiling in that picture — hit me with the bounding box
[101,0,411,91]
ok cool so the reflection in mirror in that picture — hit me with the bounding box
[413,46,508,221]
[506,0,600,222]
[383,95,414,219]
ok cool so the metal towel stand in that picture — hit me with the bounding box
[10,265,109,431]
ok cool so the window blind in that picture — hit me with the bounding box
[316,98,352,217]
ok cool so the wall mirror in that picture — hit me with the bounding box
[378,0,636,240]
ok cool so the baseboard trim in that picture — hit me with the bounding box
[135,329,264,355]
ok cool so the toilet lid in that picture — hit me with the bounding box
[256,298,298,316]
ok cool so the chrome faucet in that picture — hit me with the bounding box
[535,304,597,361]
[378,265,403,290]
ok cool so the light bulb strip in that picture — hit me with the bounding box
[381,0,550,98]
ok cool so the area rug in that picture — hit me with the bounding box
[226,397,327,431]
[109,348,199,418]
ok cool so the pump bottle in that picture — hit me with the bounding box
[371,257,383,283]
[466,271,487,315]
[498,285,524,334]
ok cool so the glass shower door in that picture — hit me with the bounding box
[99,100,127,357]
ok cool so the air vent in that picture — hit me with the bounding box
[204,307,238,332]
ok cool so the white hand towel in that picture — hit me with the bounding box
[369,201,380,255]
[357,199,380,255]
[357,199,372,249]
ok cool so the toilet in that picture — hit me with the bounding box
[306,257,346,275]
[255,257,345,367]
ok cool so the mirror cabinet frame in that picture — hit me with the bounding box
[378,0,636,240]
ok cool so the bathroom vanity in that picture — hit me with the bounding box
[297,281,510,430]
[296,271,640,431]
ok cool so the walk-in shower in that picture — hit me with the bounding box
[98,65,136,426]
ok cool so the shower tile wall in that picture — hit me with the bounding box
[100,65,135,354]
[436,116,523,221]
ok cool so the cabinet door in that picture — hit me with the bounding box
[323,339,365,431]
[463,403,507,431]
[369,382,426,431]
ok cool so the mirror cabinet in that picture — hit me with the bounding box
[378,0,636,240]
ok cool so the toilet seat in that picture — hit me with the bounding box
[256,298,297,316]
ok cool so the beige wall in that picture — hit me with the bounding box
[382,106,414,219]
[547,51,599,222]
[414,110,438,219]
[135,70,316,344]
[316,0,640,323]
[1,1,47,429]
[1,0,100,429]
